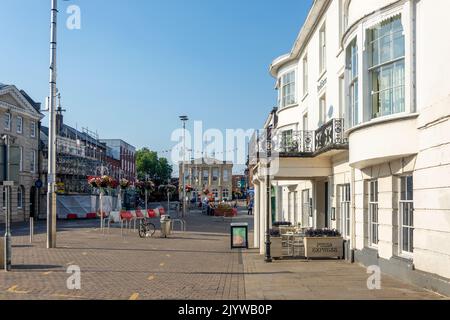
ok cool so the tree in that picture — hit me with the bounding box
[136,148,173,184]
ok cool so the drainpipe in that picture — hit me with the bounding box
[351,167,356,263]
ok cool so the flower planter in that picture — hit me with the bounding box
[270,237,283,259]
[304,237,344,259]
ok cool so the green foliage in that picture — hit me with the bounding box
[136,148,173,184]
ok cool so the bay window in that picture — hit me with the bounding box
[281,71,296,107]
[347,39,359,127]
[369,15,405,119]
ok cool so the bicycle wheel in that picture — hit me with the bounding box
[138,222,148,238]
[146,223,156,237]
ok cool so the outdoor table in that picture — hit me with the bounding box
[285,233,305,257]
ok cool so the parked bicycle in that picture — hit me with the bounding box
[138,218,156,238]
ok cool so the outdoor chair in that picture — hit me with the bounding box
[120,211,133,236]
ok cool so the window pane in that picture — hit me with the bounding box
[393,30,405,59]
[407,176,413,200]
[409,229,414,252]
[379,34,392,64]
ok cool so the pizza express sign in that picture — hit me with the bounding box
[305,237,343,259]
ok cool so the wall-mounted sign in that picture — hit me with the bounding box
[317,77,327,93]
[231,223,249,249]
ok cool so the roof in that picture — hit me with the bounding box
[41,124,107,149]
[181,157,233,166]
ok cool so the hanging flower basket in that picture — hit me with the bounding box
[88,177,99,189]
[119,178,130,190]
[144,180,156,191]
[110,179,119,189]
[99,175,112,189]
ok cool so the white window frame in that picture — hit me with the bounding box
[30,150,36,173]
[4,112,11,131]
[302,55,308,96]
[223,169,230,182]
[30,121,36,138]
[17,116,23,134]
[340,184,351,239]
[202,169,209,183]
[319,23,327,74]
[368,15,405,120]
[212,189,219,200]
[222,188,229,200]
[369,180,379,247]
[212,168,219,182]
[347,38,359,127]
[281,70,296,108]
[399,175,414,256]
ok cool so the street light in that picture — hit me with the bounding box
[46,0,59,249]
[179,115,189,218]
[265,126,272,263]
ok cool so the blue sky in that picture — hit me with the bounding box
[0,0,312,173]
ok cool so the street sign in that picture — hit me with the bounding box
[230,223,249,249]
[35,179,43,189]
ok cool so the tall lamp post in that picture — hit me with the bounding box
[47,0,58,249]
[179,115,188,218]
[265,126,272,263]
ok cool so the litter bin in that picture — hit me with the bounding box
[160,215,172,238]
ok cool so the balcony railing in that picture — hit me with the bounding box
[248,119,348,163]
[314,118,347,152]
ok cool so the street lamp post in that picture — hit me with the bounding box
[47,0,58,249]
[265,127,272,263]
[2,135,13,271]
[179,116,188,218]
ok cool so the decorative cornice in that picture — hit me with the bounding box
[0,85,44,120]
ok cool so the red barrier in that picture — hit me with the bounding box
[147,209,156,218]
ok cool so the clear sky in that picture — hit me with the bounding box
[0,0,312,174]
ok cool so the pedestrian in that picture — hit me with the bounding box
[248,199,254,215]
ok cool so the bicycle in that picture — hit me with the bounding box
[138,218,156,238]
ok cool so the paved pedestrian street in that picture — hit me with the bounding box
[0,211,446,300]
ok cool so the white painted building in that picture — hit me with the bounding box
[250,0,450,296]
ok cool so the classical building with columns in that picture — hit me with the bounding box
[0,84,43,222]
[179,158,233,202]
[249,0,450,296]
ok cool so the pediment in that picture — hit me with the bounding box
[0,85,43,119]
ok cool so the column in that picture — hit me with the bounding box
[254,181,260,249]
[259,178,267,255]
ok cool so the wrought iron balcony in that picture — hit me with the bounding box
[248,119,348,163]
[314,118,347,154]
